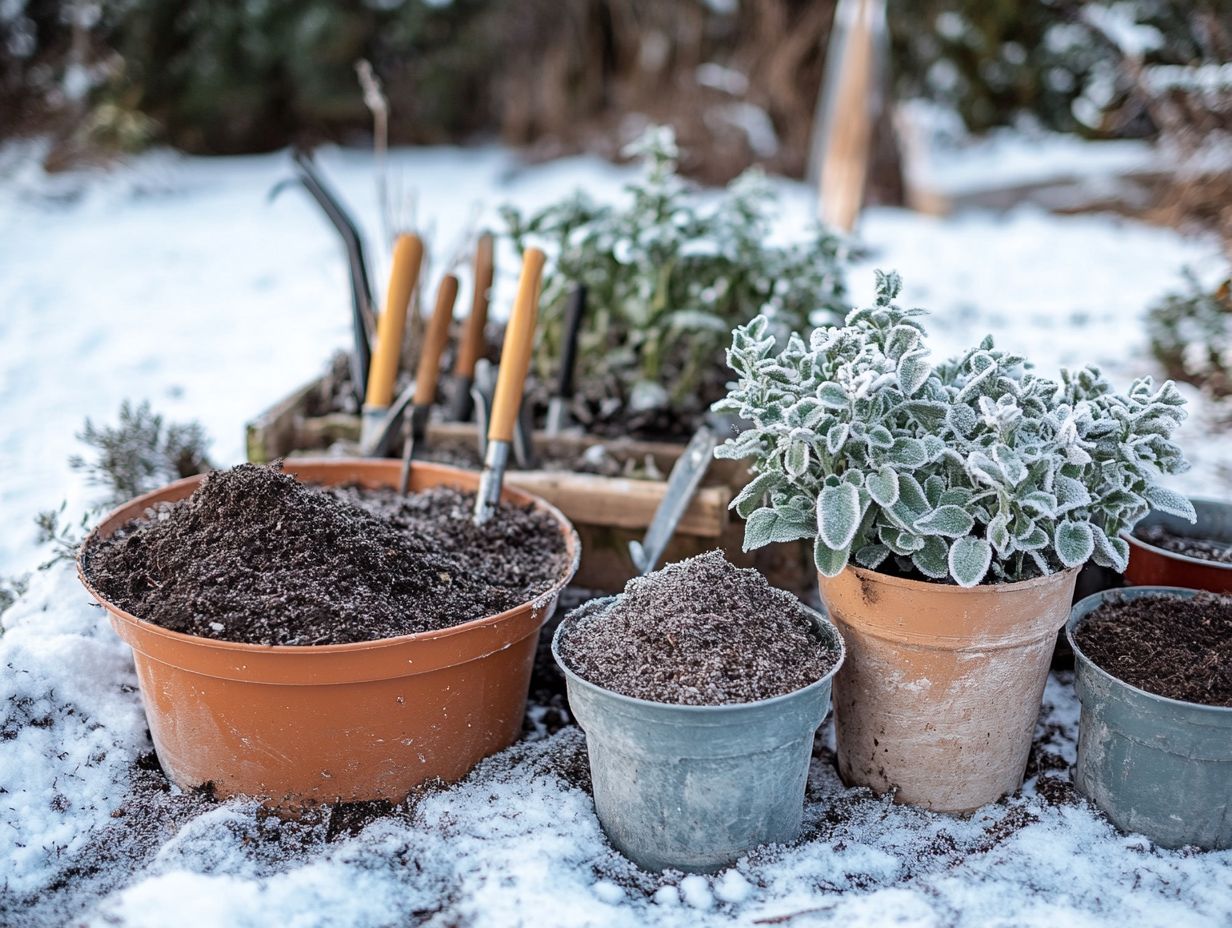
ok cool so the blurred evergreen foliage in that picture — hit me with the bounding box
[2,1,1227,168]
[888,0,1228,137]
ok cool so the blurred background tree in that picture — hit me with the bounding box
[2,0,1227,181]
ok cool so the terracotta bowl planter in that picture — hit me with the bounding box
[1124,498,1232,593]
[77,458,579,805]
[819,564,1079,813]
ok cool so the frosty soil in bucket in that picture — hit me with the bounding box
[554,552,843,873]
[557,550,838,705]
[81,462,569,645]
[1067,587,1232,850]
[1073,590,1231,706]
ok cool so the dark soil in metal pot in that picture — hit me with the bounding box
[1133,524,1232,564]
[1074,591,1232,706]
[81,463,569,646]
[557,550,838,706]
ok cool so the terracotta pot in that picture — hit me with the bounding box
[77,459,579,805]
[1124,498,1232,593]
[818,565,1079,813]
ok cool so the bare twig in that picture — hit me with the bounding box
[355,59,391,246]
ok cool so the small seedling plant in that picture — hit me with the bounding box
[715,271,1194,587]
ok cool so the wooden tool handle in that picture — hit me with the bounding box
[366,233,423,408]
[489,247,545,444]
[456,232,495,378]
[413,273,460,407]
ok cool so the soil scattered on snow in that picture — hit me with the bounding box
[1134,523,1232,564]
[81,463,569,646]
[557,551,837,705]
[1074,591,1232,706]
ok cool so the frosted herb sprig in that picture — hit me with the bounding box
[715,271,1194,587]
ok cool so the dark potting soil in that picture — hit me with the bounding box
[1074,591,1232,707]
[1134,523,1232,564]
[557,550,838,706]
[81,463,570,646]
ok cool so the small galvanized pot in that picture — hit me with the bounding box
[553,599,844,873]
[1124,498,1232,593]
[1068,587,1232,850]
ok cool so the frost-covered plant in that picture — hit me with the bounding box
[70,400,213,506]
[715,271,1194,587]
[1147,271,1231,402]
[503,126,852,436]
[31,401,214,569]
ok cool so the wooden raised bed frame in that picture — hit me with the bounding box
[247,377,812,594]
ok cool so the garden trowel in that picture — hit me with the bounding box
[362,233,424,454]
[628,422,720,575]
[448,232,495,422]
[398,273,460,493]
[474,247,545,526]
[545,284,588,437]
[470,361,536,470]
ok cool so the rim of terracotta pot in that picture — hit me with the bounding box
[552,595,846,720]
[840,562,1082,595]
[1067,585,1232,716]
[819,563,1082,652]
[1122,497,1232,573]
[77,458,581,681]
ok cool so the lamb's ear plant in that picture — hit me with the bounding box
[715,270,1194,588]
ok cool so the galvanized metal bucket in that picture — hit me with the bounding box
[553,598,845,873]
[1068,587,1232,850]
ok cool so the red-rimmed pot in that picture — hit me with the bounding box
[1125,498,1232,593]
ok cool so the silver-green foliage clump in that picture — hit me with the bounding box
[715,271,1194,587]
[503,127,851,429]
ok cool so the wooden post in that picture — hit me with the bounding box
[809,0,887,233]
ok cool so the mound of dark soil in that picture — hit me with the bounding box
[1074,591,1232,706]
[557,550,838,706]
[82,463,569,646]
[1134,523,1232,564]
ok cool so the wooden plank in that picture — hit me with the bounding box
[245,377,322,463]
[506,471,730,538]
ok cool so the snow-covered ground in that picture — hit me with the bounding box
[1,141,1230,926]
[3,568,1231,928]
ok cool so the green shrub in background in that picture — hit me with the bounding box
[1148,271,1232,402]
[888,0,1225,137]
[503,127,853,439]
[4,1,1225,163]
